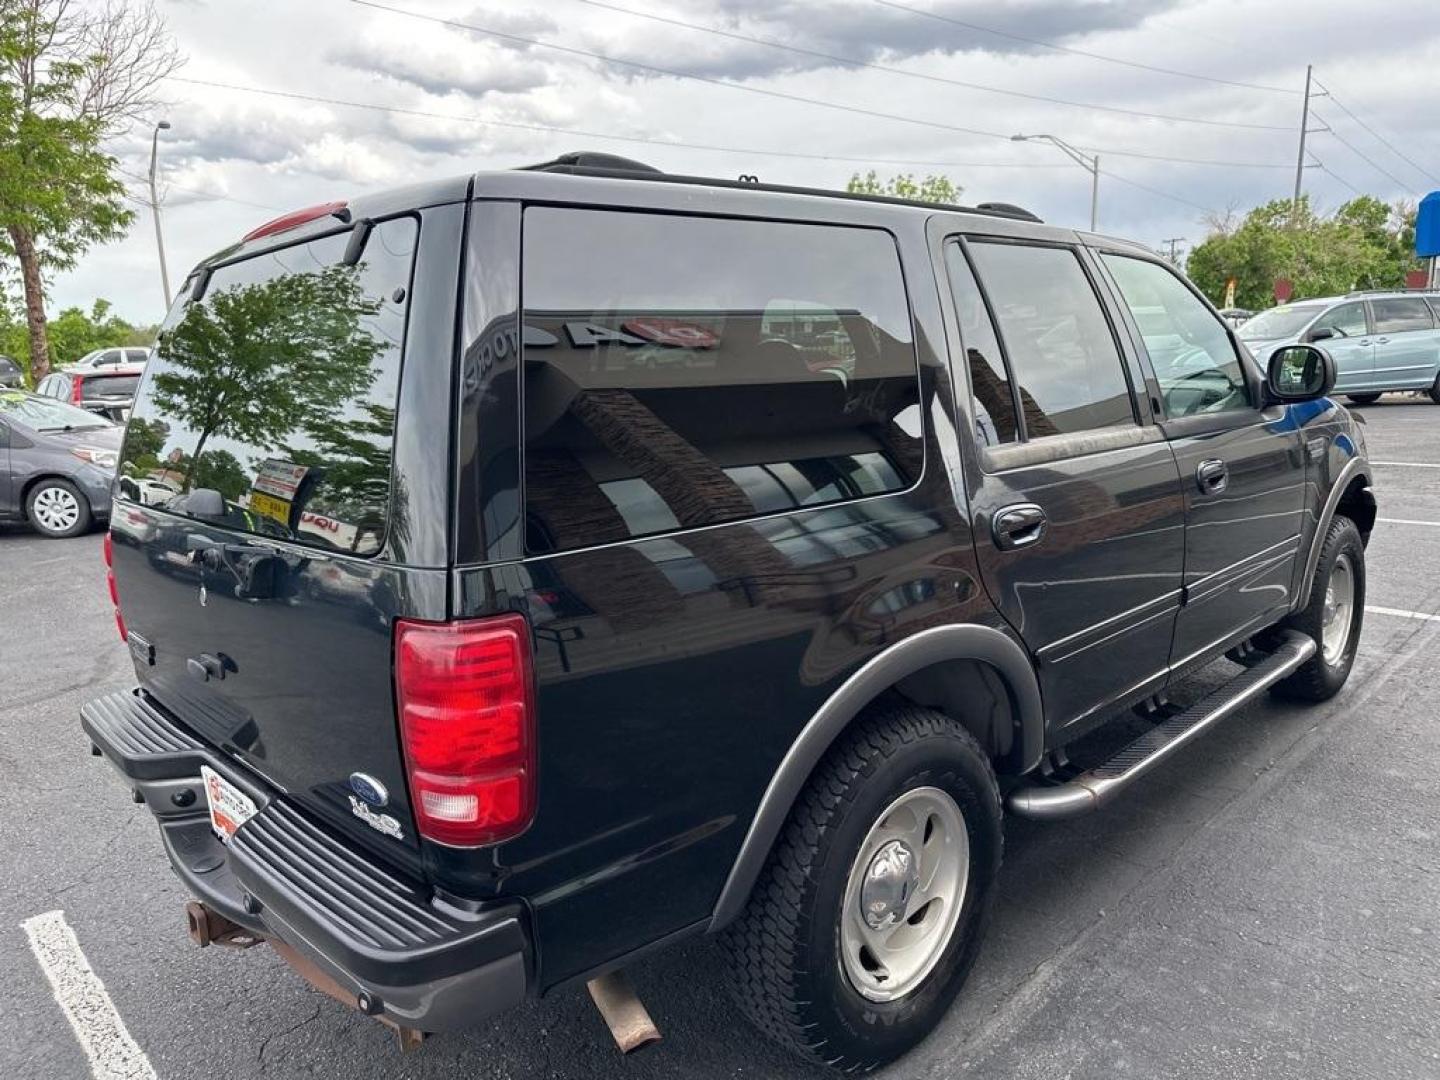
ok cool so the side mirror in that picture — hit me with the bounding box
[1307,326,1336,343]
[1267,344,1335,403]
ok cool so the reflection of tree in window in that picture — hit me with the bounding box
[150,264,385,493]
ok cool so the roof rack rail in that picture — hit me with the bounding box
[1345,287,1440,297]
[511,150,1044,224]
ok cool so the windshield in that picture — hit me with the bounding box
[0,391,114,431]
[1238,304,1326,341]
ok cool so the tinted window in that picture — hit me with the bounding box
[0,358,16,373]
[1371,297,1434,334]
[99,350,121,366]
[521,208,920,554]
[944,243,1017,446]
[1311,302,1368,339]
[1102,254,1250,417]
[126,349,150,363]
[119,216,417,556]
[967,242,1133,437]
[84,373,141,399]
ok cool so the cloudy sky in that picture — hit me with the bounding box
[59,0,1440,324]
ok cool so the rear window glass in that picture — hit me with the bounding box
[519,208,921,554]
[1371,297,1434,334]
[85,373,141,398]
[118,216,417,555]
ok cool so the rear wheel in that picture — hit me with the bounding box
[25,479,92,538]
[1346,393,1381,406]
[1270,515,1365,702]
[1429,374,1440,405]
[721,704,1002,1071]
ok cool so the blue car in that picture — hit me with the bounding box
[1238,290,1440,404]
[0,390,121,537]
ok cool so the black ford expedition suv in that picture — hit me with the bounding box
[85,154,1376,1071]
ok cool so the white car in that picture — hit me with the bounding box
[71,346,151,370]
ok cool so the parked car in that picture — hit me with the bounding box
[0,355,23,388]
[82,154,1375,1072]
[1217,306,1254,327]
[70,345,151,370]
[1238,290,1440,404]
[0,390,119,537]
[35,364,145,422]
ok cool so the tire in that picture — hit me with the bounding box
[1270,515,1365,702]
[1345,393,1381,406]
[25,478,92,538]
[721,703,1002,1072]
[1429,374,1440,405]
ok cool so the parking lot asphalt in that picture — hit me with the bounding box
[3,398,1439,1080]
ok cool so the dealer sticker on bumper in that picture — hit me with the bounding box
[201,765,257,843]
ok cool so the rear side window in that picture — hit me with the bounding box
[966,241,1134,437]
[943,243,1017,447]
[1371,297,1434,333]
[119,216,417,555]
[520,208,920,554]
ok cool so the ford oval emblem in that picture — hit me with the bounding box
[348,773,388,808]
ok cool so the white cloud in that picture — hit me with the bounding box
[46,0,1440,326]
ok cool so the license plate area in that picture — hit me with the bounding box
[201,764,258,843]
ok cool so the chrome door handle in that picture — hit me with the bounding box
[1374,337,1390,344]
[1196,458,1228,494]
[992,503,1047,550]
[1358,339,1372,346]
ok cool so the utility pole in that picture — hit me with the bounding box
[149,120,172,307]
[1011,134,1099,231]
[1160,237,1185,265]
[1292,65,1313,224]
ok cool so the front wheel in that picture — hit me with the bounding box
[721,704,1002,1071]
[1271,515,1365,701]
[1429,373,1440,405]
[26,479,93,538]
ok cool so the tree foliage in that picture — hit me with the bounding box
[0,0,178,379]
[150,265,385,487]
[847,171,962,204]
[1186,195,1421,309]
[0,298,154,375]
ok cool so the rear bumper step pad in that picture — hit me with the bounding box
[1007,630,1317,820]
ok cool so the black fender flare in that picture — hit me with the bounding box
[707,622,1042,931]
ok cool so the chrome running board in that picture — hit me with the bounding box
[1007,630,1316,821]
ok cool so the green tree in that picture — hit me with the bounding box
[1187,195,1421,309]
[847,170,962,204]
[150,264,386,489]
[0,0,179,382]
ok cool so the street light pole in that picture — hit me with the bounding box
[148,120,172,307]
[1012,133,1099,231]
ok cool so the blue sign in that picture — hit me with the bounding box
[1416,191,1440,257]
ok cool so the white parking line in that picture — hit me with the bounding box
[1371,461,1440,468]
[21,910,157,1080]
[1366,605,1440,624]
[1378,518,1440,527]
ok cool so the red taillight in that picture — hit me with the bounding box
[103,531,126,642]
[395,616,535,847]
[242,200,348,243]
[71,375,84,403]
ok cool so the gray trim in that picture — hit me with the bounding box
[707,622,1042,932]
[982,424,1163,472]
[1296,456,1368,611]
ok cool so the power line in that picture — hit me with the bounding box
[1313,78,1440,188]
[167,77,1075,172]
[567,0,1293,132]
[342,0,1296,170]
[1311,157,1363,197]
[1104,170,1214,215]
[1311,114,1418,195]
[870,0,1301,96]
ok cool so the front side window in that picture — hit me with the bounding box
[967,241,1134,437]
[1237,304,1326,342]
[119,216,417,556]
[1102,254,1250,417]
[520,208,921,554]
[1371,297,1434,334]
[1310,302,1368,339]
